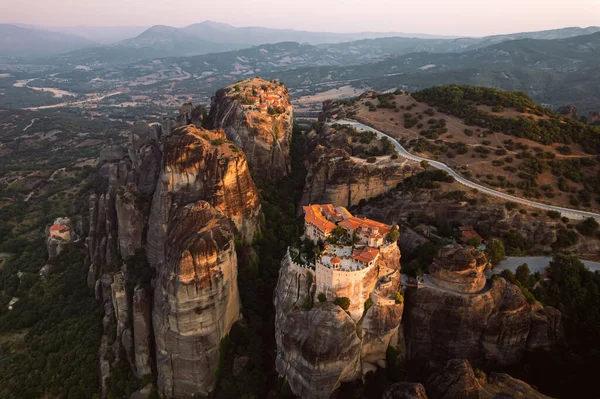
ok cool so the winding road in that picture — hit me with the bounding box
[335,119,600,222]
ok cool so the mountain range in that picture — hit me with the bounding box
[0,24,94,57]
[3,20,599,64]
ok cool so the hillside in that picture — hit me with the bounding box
[0,24,94,57]
[325,86,600,213]
[277,32,600,113]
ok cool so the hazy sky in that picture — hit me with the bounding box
[3,0,600,36]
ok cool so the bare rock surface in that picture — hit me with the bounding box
[146,125,261,268]
[426,359,551,399]
[429,244,488,294]
[405,246,560,370]
[382,382,429,399]
[153,202,241,398]
[274,243,403,399]
[300,125,416,210]
[206,78,292,179]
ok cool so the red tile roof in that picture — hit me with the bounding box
[352,246,380,263]
[339,216,392,235]
[303,205,336,234]
[459,226,483,243]
[50,224,69,232]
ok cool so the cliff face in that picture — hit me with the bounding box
[86,101,253,398]
[404,246,560,369]
[425,359,551,399]
[146,125,261,269]
[274,243,403,399]
[206,77,292,179]
[428,245,488,294]
[153,202,240,398]
[300,125,416,211]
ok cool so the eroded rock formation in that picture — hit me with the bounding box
[46,217,74,260]
[86,100,255,398]
[382,382,428,399]
[300,125,416,210]
[404,246,560,370]
[425,359,551,399]
[146,125,261,268]
[274,243,403,399]
[153,202,241,398]
[428,245,488,294]
[206,78,292,179]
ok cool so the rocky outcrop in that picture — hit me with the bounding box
[557,104,579,120]
[153,201,241,398]
[275,244,403,399]
[115,185,145,258]
[300,125,416,210]
[133,287,153,378]
[382,382,428,399]
[404,248,560,370]
[146,126,261,268]
[428,245,488,294]
[87,99,252,398]
[206,78,292,179]
[46,217,74,260]
[426,359,550,399]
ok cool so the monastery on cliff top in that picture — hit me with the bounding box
[303,204,394,271]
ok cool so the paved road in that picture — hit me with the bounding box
[335,119,600,222]
[497,256,600,274]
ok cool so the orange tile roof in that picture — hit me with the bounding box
[50,224,70,232]
[336,206,352,219]
[339,216,392,235]
[459,226,483,243]
[303,205,336,234]
[352,246,380,263]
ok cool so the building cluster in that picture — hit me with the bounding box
[48,217,72,241]
[238,84,287,114]
[303,204,394,273]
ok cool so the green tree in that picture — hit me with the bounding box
[576,217,599,236]
[386,226,400,243]
[515,263,531,286]
[466,237,481,247]
[334,297,351,310]
[395,292,404,304]
[485,238,506,266]
[317,293,327,303]
[420,160,429,169]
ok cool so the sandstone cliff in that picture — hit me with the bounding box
[404,245,560,370]
[300,124,416,210]
[274,243,403,398]
[86,101,256,398]
[153,201,241,398]
[146,125,261,269]
[206,78,292,179]
[425,359,551,399]
[381,358,552,399]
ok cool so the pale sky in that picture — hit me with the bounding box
[2,0,599,36]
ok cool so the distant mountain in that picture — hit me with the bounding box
[273,32,600,112]
[36,25,150,45]
[0,24,94,57]
[53,21,463,66]
[181,20,455,44]
[53,22,600,67]
[54,25,246,65]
